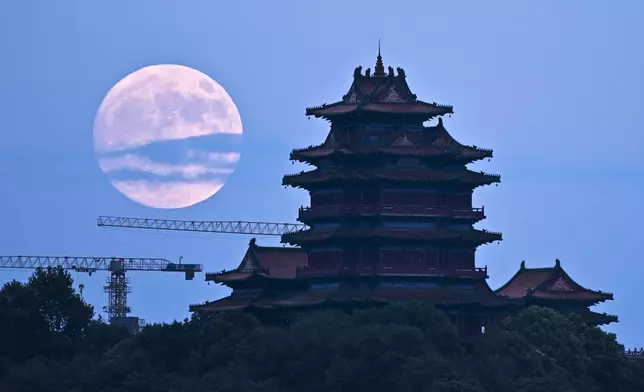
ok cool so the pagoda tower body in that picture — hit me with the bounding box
[278,52,510,333]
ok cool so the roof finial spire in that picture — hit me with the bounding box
[374,39,385,77]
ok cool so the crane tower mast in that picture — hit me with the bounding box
[0,256,202,323]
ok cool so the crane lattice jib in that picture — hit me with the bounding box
[0,256,202,273]
[97,216,307,236]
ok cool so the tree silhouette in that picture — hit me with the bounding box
[0,268,641,392]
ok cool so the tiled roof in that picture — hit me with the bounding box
[306,101,452,118]
[282,227,502,245]
[495,268,553,298]
[253,246,308,278]
[356,78,383,95]
[206,271,254,282]
[291,117,493,165]
[291,144,490,161]
[578,310,619,326]
[282,168,500,187]
[531,291,613,300]
[190,295,255,312]
[210,239,307,283]
[305,60,452,119]
[255,281,514,310]
[495,260,613,304]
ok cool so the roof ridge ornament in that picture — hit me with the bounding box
[555,258,561,268]
[374,39,386,77]
[520,260,526,270]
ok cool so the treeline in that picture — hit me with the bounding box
[0,267,642,392]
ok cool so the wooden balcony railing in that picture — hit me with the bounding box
[299,204,485,219]
[625,348,644,358]
[296,264,488,279]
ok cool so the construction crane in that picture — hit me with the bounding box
[0,256,202,332]
[92,215,305,329]
[97,215,307,236]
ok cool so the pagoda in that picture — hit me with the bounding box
[191,50,617,333]
[495,259,617,326]
[192,50,516,334]
[280,49,510,333]
[282,50,502,276]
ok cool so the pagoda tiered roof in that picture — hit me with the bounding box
[578,310,619,326]
[282,167,500,188]
[191,279,517,314]
[190,295,256,312]
[291,118,493,164]
[282,227,502,246]
[206,238,307,284]
[262,281,511,309]
[495,259,614,306]
[305,52,453,120]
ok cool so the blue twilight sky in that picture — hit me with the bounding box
[1,1,642,346]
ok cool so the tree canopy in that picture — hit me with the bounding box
[0,267,642,392]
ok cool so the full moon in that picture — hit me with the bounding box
[93,64,242,209]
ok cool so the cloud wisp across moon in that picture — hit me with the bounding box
[93,64,242,209]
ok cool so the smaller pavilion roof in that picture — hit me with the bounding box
[495,259,613,304]
[207,238,307,284]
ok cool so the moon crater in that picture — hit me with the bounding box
[93,64,242,209]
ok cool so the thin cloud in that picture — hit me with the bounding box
[186,149,241,164]
[99,154,233,179]
[94,111,240,153]
[112,180,225,209]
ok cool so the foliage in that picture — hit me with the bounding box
[0,269,642,391]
